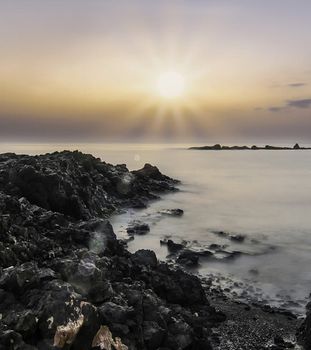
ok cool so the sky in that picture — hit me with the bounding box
[1,0,311,143]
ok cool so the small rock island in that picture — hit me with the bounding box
[189,143,311,150]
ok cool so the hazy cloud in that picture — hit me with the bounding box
[265,98,311,112]
[268,106,284,112]
[288,83,306,88]
[287,99,311,109]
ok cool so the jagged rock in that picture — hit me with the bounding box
[0,151,178,220]
[98,302,135,326]
[53,314,84,348]
[131,249,158,268]
[92,325,128,350]
[126,221,150,236]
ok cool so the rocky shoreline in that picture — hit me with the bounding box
[0,150,308,349]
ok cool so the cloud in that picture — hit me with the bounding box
[287,99,311,109]
[265,97,311,113]
[288,83,306,88]
[268,106,284,112]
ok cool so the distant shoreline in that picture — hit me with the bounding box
[189,143,311,150]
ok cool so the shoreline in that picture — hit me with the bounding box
[0,150,305,349]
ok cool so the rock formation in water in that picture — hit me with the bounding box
[189,143,311,150]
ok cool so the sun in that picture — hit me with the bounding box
[156,71,185,99]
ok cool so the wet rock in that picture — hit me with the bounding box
[212,230,246,242]
[127,221,150,235]
[177,250,200,267]
[208,243,225,251]
[160,239,185,253]
[230,234,245,242]
[160,208,184,217]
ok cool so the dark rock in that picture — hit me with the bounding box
[131,249,158,268]
[0,151,178,221]
[127,221,150,235]
[230,234,245,242]
[150,264,207,306]
[273,335,295,348]
[177,250,199,267]
[160,239,185,253]
[99,301,134,325]
[132,164,166,180]
[212,230,246,242]
[208,243,225,251]
[160,209,184,217]
[143,321,166,350]
[190,143,311,151]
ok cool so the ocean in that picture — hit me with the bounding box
[2,142,311,314]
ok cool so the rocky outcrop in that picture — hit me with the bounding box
[0,151,178,220]
[189,143,311,151]
[0,151,224,350]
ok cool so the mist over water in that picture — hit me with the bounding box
[2,143,311,313]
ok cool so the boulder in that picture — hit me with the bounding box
[162,239,185,253]
[150,264,207,306]
[131,250,158,268]
[177,250,200,267]
[127,221,150,236]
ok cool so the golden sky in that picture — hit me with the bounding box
[1,0,311,141]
